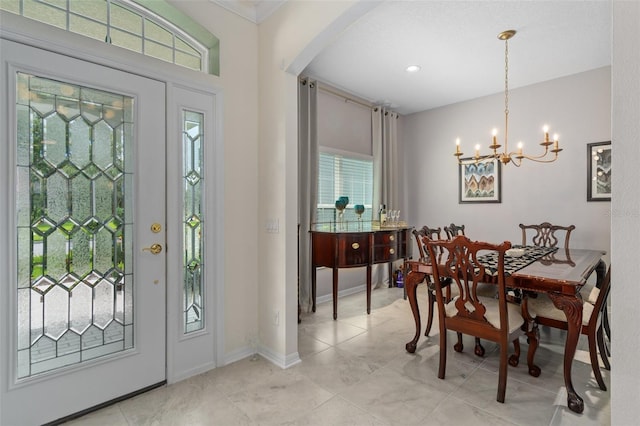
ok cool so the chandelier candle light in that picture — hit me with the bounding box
[454,30,562,167]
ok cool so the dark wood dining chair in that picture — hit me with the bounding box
[443,222,491,356]
[425,235,528,403]
[523,265,612,391]
[577,274,612,371]
[520,221,609,344]
[520,222,576,266]
[411,226,451,337]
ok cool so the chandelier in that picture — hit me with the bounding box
[454,30,562,167]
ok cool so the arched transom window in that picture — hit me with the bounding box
[0,0,219,75]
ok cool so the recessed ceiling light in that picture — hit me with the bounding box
[406,65,421,73]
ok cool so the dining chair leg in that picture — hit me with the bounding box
[588,330,607,391]
[509,338,521,367]
[424,290,435,337]
[454,332,464,352]
[497,345,508,403]
[438,328,447,379]
[597,324,611,371]
[474,337,485,357]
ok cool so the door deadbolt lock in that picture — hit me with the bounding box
[142,243,163,255]
[150,223,162,233]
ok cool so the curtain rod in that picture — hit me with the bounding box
[318,84,399,116]
[301,78,398,116]
[317,84,373,110]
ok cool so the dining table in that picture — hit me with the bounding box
[403,245,607,414]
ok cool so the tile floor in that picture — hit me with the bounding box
[65,285,610,425]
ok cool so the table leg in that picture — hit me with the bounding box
[332,267,338,320]
[366,264,372,314]
[405,270,426,353]
[548,292,584,414]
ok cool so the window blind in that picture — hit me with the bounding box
[317,151,373,223]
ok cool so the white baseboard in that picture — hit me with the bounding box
[259,345,301,369]
[221,344,301,370]
[316,283,366,304]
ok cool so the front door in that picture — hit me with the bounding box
[1,39,166,425]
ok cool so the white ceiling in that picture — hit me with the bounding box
[218,1,611,116]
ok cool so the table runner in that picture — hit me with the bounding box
[478,245,558,277]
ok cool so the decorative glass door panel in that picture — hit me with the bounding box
[16,72,134,378]
[1,39,166,426]
[183,110,204,333]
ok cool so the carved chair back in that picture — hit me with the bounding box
[412,225,443,262]
[444,223,466,240]
[425,235,511,329]
[519,222,575,249]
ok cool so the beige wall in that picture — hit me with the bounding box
[168,1,261,359]
[170,0,378,366]
[257,0,366,364]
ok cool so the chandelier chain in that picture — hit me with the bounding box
[504,37,510,150]
[504,37,509,117]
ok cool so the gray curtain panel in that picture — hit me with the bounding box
[298,78,317,313]
[372,107,399,286]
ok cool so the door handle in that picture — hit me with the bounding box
[142,243,163,255]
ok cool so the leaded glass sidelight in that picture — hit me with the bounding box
[16,72,134,378]
[183,111,204,333]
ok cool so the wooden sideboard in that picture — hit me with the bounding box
[310,224,412,319]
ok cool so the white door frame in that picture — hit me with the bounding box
[0,12,225,423]
[166,84,222,382]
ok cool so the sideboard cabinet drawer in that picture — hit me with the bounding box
[336,234,370,267]
[373,231,399,262]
